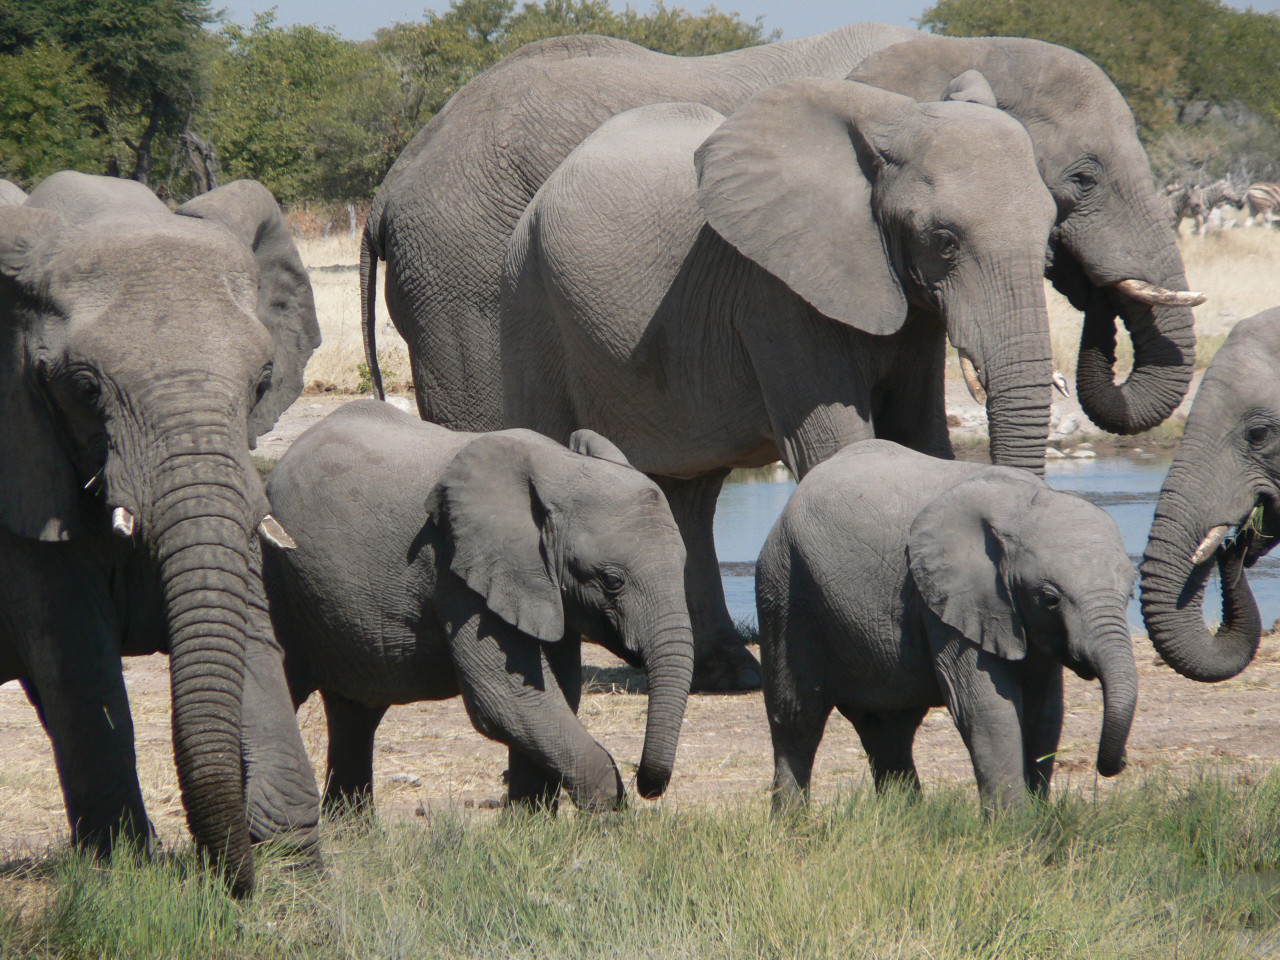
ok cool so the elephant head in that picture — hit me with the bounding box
[695,77,1059,472]
[847,35,1199,437]
[430,427,693,800]
[909,471,1138,776]
[1140,309,1280,682]
[0,172,320,894]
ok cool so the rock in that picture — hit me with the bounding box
[1056,413,1081,437]
[388,396,414,413]
[1045,447,1065,459]
[1071,449,1097,459]
[387,773,422,786]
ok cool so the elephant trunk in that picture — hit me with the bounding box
[633,614,694,799]
[1067,203,1197,435]
[150,439,257,897]
[964,272,1054,475]
[1140,463,1263,682]
[1077,609,1139,777]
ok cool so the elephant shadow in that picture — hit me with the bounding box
[582,662,648,695]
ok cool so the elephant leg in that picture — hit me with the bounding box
[930,628,1028,814]
[320,690,387,817]
[653,470,761,693]
[1018,656,1064,801]
[767,699,831,811]
[840,705,927,794]
[875,315,953,460]
[23,600,151,854]
[445,598,622,812]
[505,634,584,812]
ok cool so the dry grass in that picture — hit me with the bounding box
[297,235,412,394]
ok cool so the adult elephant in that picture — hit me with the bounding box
[1140,308,1280,682]
[501,82,1058,687]
[362,25,1199,689]
[0,172,322,896]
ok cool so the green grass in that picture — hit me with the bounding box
[5,769,1280,958]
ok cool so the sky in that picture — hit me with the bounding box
[215,0,1280,39]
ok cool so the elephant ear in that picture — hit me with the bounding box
[694,77,910,335]
[0,206,80,541]
[177,181,320,440]
[429,432,564,642]
[907,470,1042,660]
[569,429,633,468]
[942,70,998,108]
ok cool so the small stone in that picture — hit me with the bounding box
[387,773,422,786]
[387,396,414,413]
[1045,447,1065,459]
[1071,449,1097,459]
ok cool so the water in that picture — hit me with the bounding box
[714,454,1280,634]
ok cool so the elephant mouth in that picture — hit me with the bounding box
[1188,494,1280,578]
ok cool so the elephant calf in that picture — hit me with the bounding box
[263,400,694,813]
[758,441,1138,812]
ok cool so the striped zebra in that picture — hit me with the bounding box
[1167,179,1245,235]
[1246,182,1280,226]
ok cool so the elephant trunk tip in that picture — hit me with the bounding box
[1096,753,1127,779]
[635,767,671,800]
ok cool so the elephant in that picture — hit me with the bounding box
[500,79,1057,691]
[0,172,323,896]
[359,24,1198,691]
[1140,307,1280,681]
[757,440,1138,812]
[261,400,694,813]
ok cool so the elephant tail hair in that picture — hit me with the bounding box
[360,227,386,402]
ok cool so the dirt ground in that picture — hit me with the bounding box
[2,634,1280,855]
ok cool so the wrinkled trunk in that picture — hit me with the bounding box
[961,268,1054,475]
[150,436,256,896]
[1141,467,1263,682]
[1077,615,1139,777]
[633,615,694,799]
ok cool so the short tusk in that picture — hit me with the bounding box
[1052,369,1070,398]
[111,506,135,539]
[1113,278,1206,308]
[959,355,986,404]
[1191,524,1230,565]
[258,514,297,550]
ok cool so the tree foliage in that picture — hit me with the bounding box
[921,0,1280,142]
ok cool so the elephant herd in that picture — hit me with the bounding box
[0,21,1274,898]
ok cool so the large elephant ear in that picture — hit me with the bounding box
[907,470,1041,660]
[569,429,633,468]
[0,205,80,541]
[694,77,911,335]
[428,432,564,642]
[177,181,320,439]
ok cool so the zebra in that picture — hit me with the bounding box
[1246,182,1280,226]
[1166,179,1245,235]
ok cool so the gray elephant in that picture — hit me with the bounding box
[0,172,322,896]
[261,400,694,813]
[501,80,1056,690]
[1141,307,1280,681]
[758,441,1138,812]
[360,25,1199,691]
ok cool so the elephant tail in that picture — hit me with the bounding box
[360,227,386,402]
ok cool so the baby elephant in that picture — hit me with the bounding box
[758,441,1138,812]
[263,400,693,813]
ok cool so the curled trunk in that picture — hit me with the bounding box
[633,617,694,798]
[1142,511,1262,683]
[151,446,256,896]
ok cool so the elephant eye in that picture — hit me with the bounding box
[600,570,625,594]
[68,372,102,408]
[1247,423,1273,447]
[1037,587,1062,611]
[252,363,273,408]
[934,230,960,262]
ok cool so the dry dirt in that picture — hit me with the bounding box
[3,637,1280,855]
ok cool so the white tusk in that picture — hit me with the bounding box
[959,355,987,404]
[1052,369,1070,398]
[1191,525,1230,565]
[1113,278,1206,308]
[258,514,297,550]
[111,506,135,539]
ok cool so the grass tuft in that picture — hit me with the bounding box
[5,769,1280,957]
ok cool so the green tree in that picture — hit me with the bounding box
[0,41,109,185]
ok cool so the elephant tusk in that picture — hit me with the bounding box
[1112,278,1206,308]
[1191,524,1230,565]
[1052,369,1070,398]
[111,506,136,539]
[258,514,297,550]
[959,355,986,404]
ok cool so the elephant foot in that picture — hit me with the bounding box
[691,636,762,693]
